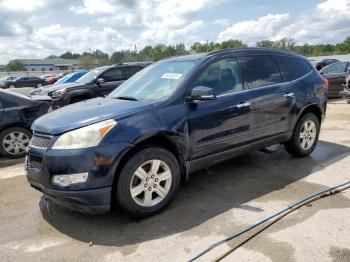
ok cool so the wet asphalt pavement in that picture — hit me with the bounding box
[0,100,349,262]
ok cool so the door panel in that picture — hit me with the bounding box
[249,83,294,138]
[187,58,254,159]
[93,68,126,96]
[325,73,346,97]
[321,62,348,97]
[237,55,296,140]
[187,93,253,159]
[96,80,125,96]
[0,98,3,122]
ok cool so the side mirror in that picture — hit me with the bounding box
[96,78,105,85]
[188,86,216,101]
[319,71,324,75]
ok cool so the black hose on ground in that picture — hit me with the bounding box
[188,180,350,262]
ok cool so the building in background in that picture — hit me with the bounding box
[18,58,78,72]
[0,65,5,72]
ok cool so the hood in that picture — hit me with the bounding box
[30,95,52,102]
[32,97,153,135]
[40,82,83,95]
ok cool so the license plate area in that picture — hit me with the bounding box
[27,154,43,169]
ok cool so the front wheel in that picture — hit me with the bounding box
[116,147,181,218]
[0,127,32,158]
[284,113,320,157]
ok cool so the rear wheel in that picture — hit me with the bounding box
[0,127,32,158]
[284,113,320,157]
[116,147,181,218]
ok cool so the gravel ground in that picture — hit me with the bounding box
[0,100,349,262]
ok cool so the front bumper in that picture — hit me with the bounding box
[340,89,350,99]
[26,141,133,214]
[29,179,111,214]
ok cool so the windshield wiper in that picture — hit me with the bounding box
[114,96,139,101]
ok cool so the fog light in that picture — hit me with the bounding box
[52,173,88,187]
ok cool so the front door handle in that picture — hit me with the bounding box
[235,102,251,108]
[284,92,295,99]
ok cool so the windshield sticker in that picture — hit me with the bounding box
[161,73,183,80]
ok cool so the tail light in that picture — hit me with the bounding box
[322,77,329,89]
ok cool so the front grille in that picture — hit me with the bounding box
[28,154,43,169]
[30,135,51,148]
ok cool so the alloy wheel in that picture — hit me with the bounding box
[299,120,317,150]
[2,131,30,156]
[130,159,172,207]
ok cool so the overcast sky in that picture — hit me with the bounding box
[0,0,349,64]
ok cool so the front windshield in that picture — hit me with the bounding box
[75,66,109,84]
[108,61,198,101]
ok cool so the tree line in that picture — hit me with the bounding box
[5,37,350,71]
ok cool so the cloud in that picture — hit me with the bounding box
[213,19,230,27]
[218,0,350,45]
[140,20,205,46]
[0,25,132,63]
[0,0,45,12]
[218,13,290,44]
[1,0,350,64]
[274,0,350,44]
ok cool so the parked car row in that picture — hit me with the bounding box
[0,71,88,90]
[30,62,152,109]
[0,76,47,89]
[0,62,152,158]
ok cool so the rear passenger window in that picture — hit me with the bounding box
[321,62,347,75]
[274,56,312,81]
[238,56,282,89]
[193,58,243,96]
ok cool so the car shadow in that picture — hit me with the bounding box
[40,140,350,247]
[0,157,24,168]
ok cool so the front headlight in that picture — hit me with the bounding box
[51,88,66,98]
[52,119,117,149]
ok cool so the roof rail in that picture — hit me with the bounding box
[207,47,298,56]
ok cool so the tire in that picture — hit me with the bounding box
[284,113,320,157]
[347,99,350,104]
[0,127,32,158]
[9,84,15,89]
[36,83,42,88]
[116,147,181,218]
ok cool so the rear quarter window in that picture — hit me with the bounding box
[238,55,282,89]
[274,56,312,82]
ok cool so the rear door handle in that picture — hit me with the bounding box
[284,92,295,99]
[235,102,251,108]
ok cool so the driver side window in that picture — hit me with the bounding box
[100,68,123,82]
[193,58,243,96]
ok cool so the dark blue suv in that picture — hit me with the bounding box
[26,49,327,217]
